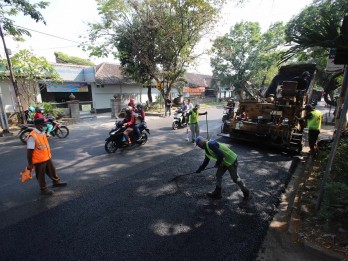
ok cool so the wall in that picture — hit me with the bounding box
[91,84,180,112]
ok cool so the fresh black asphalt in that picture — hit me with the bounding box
[0,137,297,260]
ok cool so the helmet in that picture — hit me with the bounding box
[125,106,132,114]
[35,106,43,113]
[194,104,200,109]
[305,104,313,111]
[136,103,143,110]
[28,106,35,113]
[302,71,310,78]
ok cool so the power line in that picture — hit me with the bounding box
[15,25,81,44]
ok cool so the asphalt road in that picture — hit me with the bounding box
[0,107,298,260]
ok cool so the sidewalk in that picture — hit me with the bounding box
[258,101,347,261]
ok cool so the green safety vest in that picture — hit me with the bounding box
[307,110,322,131]
[188,110,199,124]
[205,142,237,167]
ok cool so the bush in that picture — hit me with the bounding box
[39,102,64,119]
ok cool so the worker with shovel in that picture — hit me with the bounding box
[195,136,252,200]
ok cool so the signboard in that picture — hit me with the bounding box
[326,49,344,72]
[183,87,205,95]
[47,82,88,93]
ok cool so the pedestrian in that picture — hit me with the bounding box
[298,104,322,157]
[187,104,207,143]
[164,96,172,117]
[26,118,67,195]
[195,136,251,200]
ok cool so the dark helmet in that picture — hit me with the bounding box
[125,106,133,114]
[136,103,143,110]
[302,71,310,78]
[305,104,313,111]
[35,106,43,113]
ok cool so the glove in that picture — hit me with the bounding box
[196,166,203,173]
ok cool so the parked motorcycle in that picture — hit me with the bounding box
[172,109,187,130]
[105,121,150,153]
[19,115,69,144]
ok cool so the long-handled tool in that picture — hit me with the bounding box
[169,166,215,182]
[205,113,209,139]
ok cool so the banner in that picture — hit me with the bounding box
[47,82,88,93]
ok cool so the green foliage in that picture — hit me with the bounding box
[85,0,224,99]
[0,0,49,37]
[210,21,286,98]
[40,102,64,119]
[319,182,348,221]
[283,0,348,61]
[54,52,95,66]
[0,49,62,105]
[318,138,348,222]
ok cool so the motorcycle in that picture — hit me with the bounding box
[19,115,69,144]
[105,121,150,153]
[172,109,187,130]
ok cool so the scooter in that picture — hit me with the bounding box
[172,109,187,130]
[19,115,69,144]
[105,121,150,153]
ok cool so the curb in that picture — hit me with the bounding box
[289,156,347,261]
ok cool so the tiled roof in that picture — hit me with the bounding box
[94,62,213,87]
[95,63,127,85]
[184,72,212,88]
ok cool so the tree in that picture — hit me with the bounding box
[0,49,61,106]
[84,0,224,100]
[283,0,348,61]
[0,0,49,125]
[0,0,49,39]
[210,21,286,98]
[54,52,95,66]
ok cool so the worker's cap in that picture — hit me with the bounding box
[195,136,205,145]
[34,118,46,126]
[302,71,310,78]
[304,104,313,111]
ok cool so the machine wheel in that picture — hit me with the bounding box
[105,140,118,153]
[56,126,69,138]
[172,122,179,130]
[19,129,31,144]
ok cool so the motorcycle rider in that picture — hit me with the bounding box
[180,100,188,125]
[34,107,53,137]
[122,106,135,144]
[134,103,146,141]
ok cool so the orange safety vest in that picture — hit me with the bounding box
[28,131,52,164]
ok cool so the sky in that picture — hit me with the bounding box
[3,0,314,75]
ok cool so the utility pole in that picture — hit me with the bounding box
[0,90,10,134]
[0,24,26,124]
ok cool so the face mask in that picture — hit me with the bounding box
[42,126,48,131]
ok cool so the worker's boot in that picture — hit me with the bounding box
[207,186,222,199]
